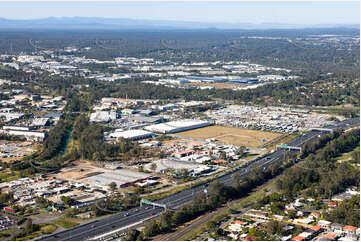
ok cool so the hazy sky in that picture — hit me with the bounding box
[0,1,359,25]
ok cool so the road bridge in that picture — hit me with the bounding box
[140,198,166,210]
[277,144,302,152]
[308,127,333,132]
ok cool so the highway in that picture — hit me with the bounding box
[39,118,359,241]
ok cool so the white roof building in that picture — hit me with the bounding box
[90,111,117,122]
[31,117,50,127]
[144,119,211,134]
[109,129,154,140]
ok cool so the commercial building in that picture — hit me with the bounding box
[108,129,155,141]
[145,119,211,134]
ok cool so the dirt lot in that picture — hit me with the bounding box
[174,126,283,148]
[54,160,102,181]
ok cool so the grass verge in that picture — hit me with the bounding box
[53,216,79,229]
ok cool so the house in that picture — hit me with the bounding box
[310,211,321,218]
[292,235,306,241]
[228,220,246,232]
[330,223,344,233]
[297,231,314,240]
[310,225,324,234]
[344,225,358,235]
[328,202,337,207]
[318,220,332,229]
[325,233,338,240]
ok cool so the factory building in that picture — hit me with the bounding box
[144,119,211,134]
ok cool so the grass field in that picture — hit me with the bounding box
[175,125,283,148]
[53,216,79,229]
[335,146,359,164]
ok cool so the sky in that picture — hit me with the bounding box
[0,1,359,25]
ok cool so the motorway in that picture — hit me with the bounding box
[39,118,359,241]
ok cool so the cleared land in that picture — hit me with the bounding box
[174,126,282,148]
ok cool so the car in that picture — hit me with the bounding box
[150,212,155,215]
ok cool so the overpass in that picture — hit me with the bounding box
[140,198,166,210]
[308,127,333,132]
[277,144,302,152]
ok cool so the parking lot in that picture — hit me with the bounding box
[0,214,17,232]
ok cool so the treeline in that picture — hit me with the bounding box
[300,129,343,158]
[69,115,149,162]
[277,128,360,199]
[37,118,72,161]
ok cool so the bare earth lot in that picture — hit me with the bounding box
[174,126,283,148]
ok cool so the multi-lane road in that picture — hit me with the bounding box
[39,118,359,241]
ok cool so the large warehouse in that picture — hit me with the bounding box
[85,169,151,188]
[109,129,155,140]
[144,119,211,134]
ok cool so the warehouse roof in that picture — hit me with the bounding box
[109,129,154,139]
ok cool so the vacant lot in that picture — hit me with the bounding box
[175,126,282,148]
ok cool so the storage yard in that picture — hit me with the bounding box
[0,141,36,161]
[205,105,335,133]
[174,125,282,148]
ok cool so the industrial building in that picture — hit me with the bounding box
[85,169,151,188]
[144,119,211,134]
[89,111,118,122]
[0,112,24,122]
[108,129,155,140]
[31,117,50,127]
[0,129,46,142]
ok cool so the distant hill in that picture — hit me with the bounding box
[0,17,359,30]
